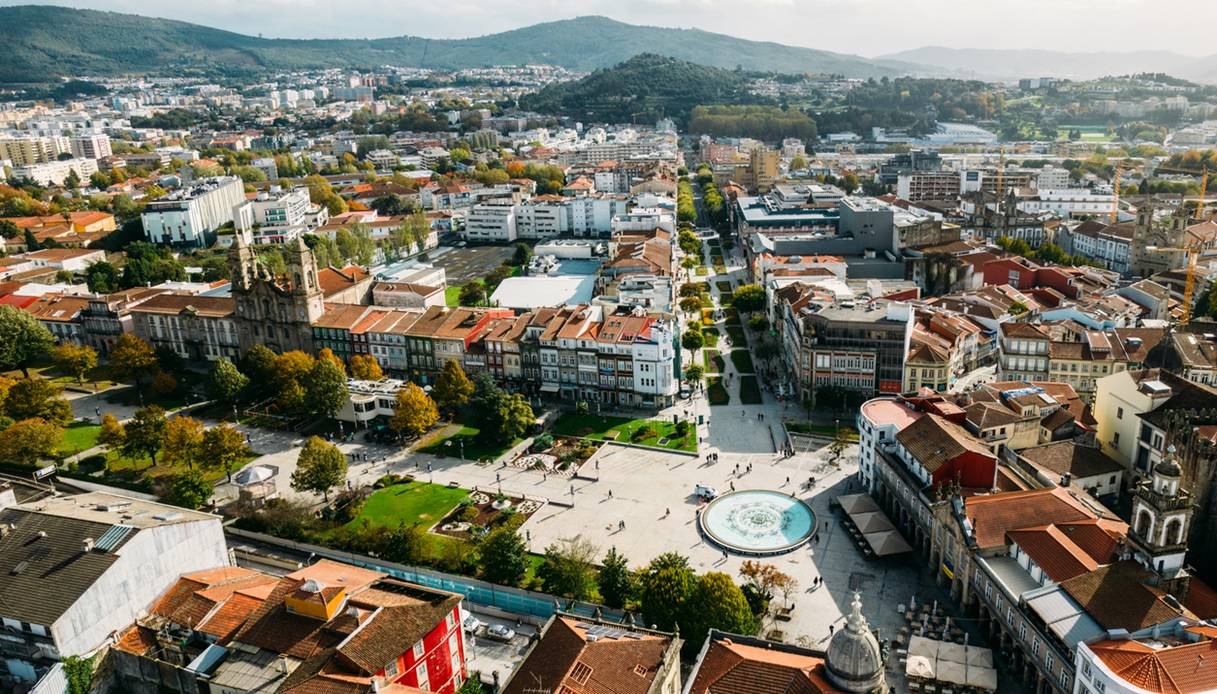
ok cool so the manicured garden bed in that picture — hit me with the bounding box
[419,424,520,462]
[704,349,725,373]
[715,280,733,292]
[739,375,762,404]
[730,350,756,374]
[552,414,696,452]
[435,490,544,540]
[708,377,730,406]
[344,480,470,532]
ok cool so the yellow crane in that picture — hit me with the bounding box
[1193,166,1209,221]
[1110,164,1124,224]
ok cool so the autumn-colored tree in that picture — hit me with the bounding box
[389,383,439,437]
[433,359,474,413]
[52,344,97,384]
[97,413,126,449]
[317,348,347,376]
[0,418,63,466]
[109,334,157,388]
[291,436,347,501]
[349,354,384,381]
[151,370,178,397]
[273,350,315,390]
[161,416,205,469]
[3,377,72,425]
[201,423,249,482]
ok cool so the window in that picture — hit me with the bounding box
[413,641,424,659]
[1045,653,1054,670]
[1117,407,1124,419]
[1094,679,1106,694]
[1113,432,1120,445]
[1032,637,1040,657]
[1082,661,1092,679]
[385,658,399,678]
[1059,671,1070,689]
[1019,622,1026,641]
[415,662,429,689]
[445,613,455,631]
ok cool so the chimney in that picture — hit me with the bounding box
[1060,474,1072,488]
[277,655,290,676]
[81,538,94,553]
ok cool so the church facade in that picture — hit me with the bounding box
[228,235,326,355]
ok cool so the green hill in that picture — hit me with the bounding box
[519,54,757,125]
[0,6,922,83]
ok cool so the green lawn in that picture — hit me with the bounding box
[419,425,519,462]
[444,286,462,307]
[739,375,762,404]
[60,422,101,455]
[552,414,696,452]
[726,326,747,344]
[784,421,860,440]
[704,349,724,373]
[695,266,709,276]
[708,377,730,406]
[715,280,733,292]
[342,481,469,532]
[730,350,755,374]
[719,292,734,307]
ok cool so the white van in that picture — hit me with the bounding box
[694,484,718,500]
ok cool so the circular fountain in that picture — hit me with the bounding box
[698,490,816,555]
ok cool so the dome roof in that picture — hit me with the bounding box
[234,465,274,486]
[1154,457,1182,478]
[826,592,886,693]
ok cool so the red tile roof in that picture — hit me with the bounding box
[1089,638,1217,694]
[502,617,676,694]
[687,636,843,694]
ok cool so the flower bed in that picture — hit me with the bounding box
[435,491,543,540]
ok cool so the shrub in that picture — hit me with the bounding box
[374,473,402,489]
[458,505,480,523]
[632,425,658,442]
[531,433,554,452]
[675,420,691,437]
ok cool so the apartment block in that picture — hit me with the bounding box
[141,176,246,247]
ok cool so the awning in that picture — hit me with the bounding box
[967,664,999,691]
[851,511,896,534]
[936,660,968,686]
[862,529,914,556]
[938,641,967,664]
[539,384,560,393]
[966,645,994,668]
[837,493,880,514]
[905,654,936,680]
[908,635,939,659]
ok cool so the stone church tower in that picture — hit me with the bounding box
[228,235,325,355]
[1129,447,1195,590]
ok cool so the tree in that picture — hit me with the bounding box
[538,536,599,600]
[62,655,95,694]
[732,284,766,313]
[639,552,695,632]
[684,364,705,386]
[479,525,528,585]
[0,305,55,377]
[682,573,758,653]
[390,383,439,437]
[841,172,860,194]
[381,522,428,564]
[123,405,167,465]
[434,359,474,413]
[317,348,347,376]
[97,413,126,449]
[482,391,534,445]
[790,154,807,171]
[459,281,486,306]
[85,260,120,293]
[681,330,705,359]
[109,334,157,389]
[240,344,278,384]
[291,436,347,501]
[679,295,704,315]
[512,242,532,266]
[163,469,212,510]
[52,344,97,384]
[4,377,71,424]
[162,416,205,469]
[303,358,348,418]
[598,546,634,609]
[207,358,249,404]
[151,370,178,397]
[201,423,249,482]
[349,354,384,381]
[0,418,62,466]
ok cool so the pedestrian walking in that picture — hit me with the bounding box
[665,507,670,517]
[829,624,835,636]
[608,489,613,498]
[785,476,790,485]
[730,481,735,491]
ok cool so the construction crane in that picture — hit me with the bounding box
[994,146,1006,213]
[1193,166,1209,221]
[1145,242,1202,325]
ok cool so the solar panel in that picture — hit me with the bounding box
[95,524,135,552]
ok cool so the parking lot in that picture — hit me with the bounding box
[430,244,516,284]
[462,607,538,687]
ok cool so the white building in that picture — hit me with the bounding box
[0,492,228,684]
[611,208,676,235]
[10,158,98,186]
[1019,189,1117,219]
[338,378,407,426]
[141,176,247,248]
[70,134,112,160]
[1093,369,1175,469]
[240,186,319,244]
[856,398,924,491]
[464,202,518,243]
[1036,166,1072,190]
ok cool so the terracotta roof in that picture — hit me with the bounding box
[964,401,1025,430]
[1006,525,1101,583]
[502,617,676,694]
[686,635,842,694]
[1019,442,1123,480]
[129,293,235,318]
[1060,561,1194,632]
[1088,638,1217,694]
[896,413,995,473]
[318,266,371,297]
[964,487,1104,550]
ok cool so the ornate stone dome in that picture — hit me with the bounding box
[825,592,887,693]
[1154,456,1182,478]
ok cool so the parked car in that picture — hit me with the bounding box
[694,484,718,500]
[484,624,516,642]
[461,610,483,634]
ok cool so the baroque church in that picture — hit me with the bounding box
[227,234,372,355]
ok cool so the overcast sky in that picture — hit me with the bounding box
[5,0,1209,57]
